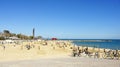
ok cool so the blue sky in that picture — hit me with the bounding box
[0,0,120,39]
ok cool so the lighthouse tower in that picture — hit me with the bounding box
[33,28,35,39]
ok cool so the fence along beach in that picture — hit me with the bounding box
[0,39,120,62]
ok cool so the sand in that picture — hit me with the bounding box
[0,57,120,67]
[0,40,73,62]
[0,40,120,67]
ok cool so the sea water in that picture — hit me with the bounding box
[61,39,120,50]
[72,39,120,50]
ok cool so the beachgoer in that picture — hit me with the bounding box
[38,46,40,50]
[26,44,31,50]
[94,51,100,58]
[72,47,77,57]
[113,50,120,59]
[78,47,79,50]
[103,49,107,54]
[84,47,89,54]
[78,49,82,56]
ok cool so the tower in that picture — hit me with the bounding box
[33,28,35,39]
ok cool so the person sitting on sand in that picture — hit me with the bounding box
[94,51,100,58]
[83,47,93,57]
[113,50,120,59]
[84,47,89,54]
[26,44,31,50]
[103,49,114,59]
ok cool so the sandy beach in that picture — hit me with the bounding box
[0,57,120,67]
[1,0,120,66]
[0,40,120,67]
[0,40,73,62]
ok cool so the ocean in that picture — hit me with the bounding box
[61,39,120,50]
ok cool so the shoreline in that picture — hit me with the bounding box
[71,39,120,50]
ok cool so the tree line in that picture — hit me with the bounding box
[0,30,42,40]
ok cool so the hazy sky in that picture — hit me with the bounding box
[0,0,120,39]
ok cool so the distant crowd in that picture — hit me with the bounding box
[72,46,120,60]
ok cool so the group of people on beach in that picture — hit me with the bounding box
[0,40,120,60]
[72,46,120,60]
[103,49,120,59]
[0,40,70,51]
[72,47,99,58]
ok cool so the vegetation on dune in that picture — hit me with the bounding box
[0,30,42,40]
